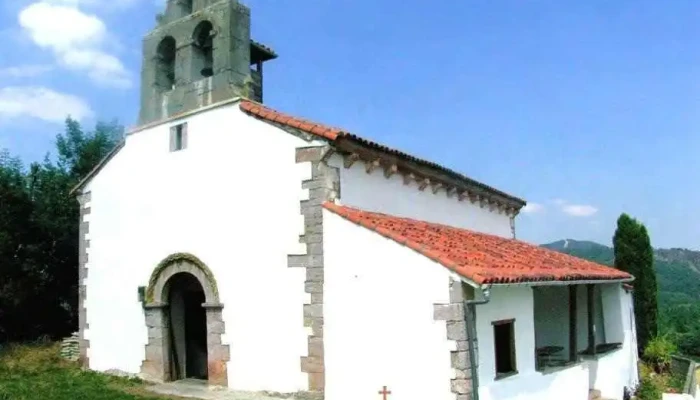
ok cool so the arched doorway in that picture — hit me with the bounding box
[166,273,208,380]
[140,253,229,386]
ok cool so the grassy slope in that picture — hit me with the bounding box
[0,343,186,400]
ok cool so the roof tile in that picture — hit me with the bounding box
[323,202,632,285]
[239,99,526,206]
[240,99,342,140]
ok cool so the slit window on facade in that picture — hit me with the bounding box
[493,319,517,377]
[170,123,188,152]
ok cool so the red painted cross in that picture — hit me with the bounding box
[378,386,392,400]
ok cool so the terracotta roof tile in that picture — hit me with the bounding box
[239,99,526,207]
[323,202,633,285]
[240,100,342,141]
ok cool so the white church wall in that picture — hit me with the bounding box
[328,154,514,238]
[323,210,455,400]
[475,286,590,400]
[83,102,315,392]
[587,285,639,400]
[476,284,637,400]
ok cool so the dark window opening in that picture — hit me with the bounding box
[493,319,517,377]
[170,123,187,152]
[183,0,193,14]
[156,36,176,91]
[192,21,214,79]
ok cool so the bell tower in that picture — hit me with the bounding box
[138,0,277,126]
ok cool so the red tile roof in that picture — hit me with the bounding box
[240,100,342,140]
[323,202,633,285]
[239,99,526,207]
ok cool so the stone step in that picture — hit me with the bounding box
[147,380,322,400]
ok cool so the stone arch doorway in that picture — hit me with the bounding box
[140,253,229,386]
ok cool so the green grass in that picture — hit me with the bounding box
[0,343,186,400]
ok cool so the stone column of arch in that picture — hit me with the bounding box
[140,253,230,386]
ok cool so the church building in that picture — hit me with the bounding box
[72,1,641,399]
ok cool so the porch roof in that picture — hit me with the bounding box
[324,203,633,285]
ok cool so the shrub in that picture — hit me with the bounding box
[636,376,663,400]
[643,335,677,374]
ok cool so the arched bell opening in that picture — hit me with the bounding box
[192,21,215,79]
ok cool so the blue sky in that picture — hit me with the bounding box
[0,0,698,249]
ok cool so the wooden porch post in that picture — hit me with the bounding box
[587,284,596,355]
[569,285,577,361]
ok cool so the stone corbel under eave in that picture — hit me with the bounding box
[338,151,522,218]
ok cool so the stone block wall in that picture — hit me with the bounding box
[288,145,339,396]
[78,192,91,368]
[433,278,477,400]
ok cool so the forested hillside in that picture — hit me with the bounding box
[543,239,700,357]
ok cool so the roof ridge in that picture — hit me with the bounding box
[240,99,345,140]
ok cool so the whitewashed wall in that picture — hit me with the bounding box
[476,286,589,400]
[83,102,314,392]
[329,155,513,238]
[323,210,455,400]
[476,284,637,400]
[588,286,639,399]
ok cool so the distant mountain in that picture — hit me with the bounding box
[542,239,700,306]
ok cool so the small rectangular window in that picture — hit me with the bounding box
[493,319,517,378]
[170,123,188,152]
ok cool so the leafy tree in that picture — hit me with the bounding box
[0,118,121,343]
[613,213,658,355]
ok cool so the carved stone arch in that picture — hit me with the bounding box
[145,252,219,305]
[140,253,229,386]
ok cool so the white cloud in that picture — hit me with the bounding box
[521,202,544,214]
[18,2,131,88]
[0,86,93,123]
[561,204,598,217]
[34,0,142,11]
[0,64,53,78]
[549,198,599,217]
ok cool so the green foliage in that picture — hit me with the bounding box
[636,376,663,400]
[613,213,658,355]
[0,343,179,399]
[0,118,121,343]
[643,336,677,374]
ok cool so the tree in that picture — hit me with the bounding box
[613,213,658,355]
[0,118,121,343]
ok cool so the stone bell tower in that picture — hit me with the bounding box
[138,0,277,126]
